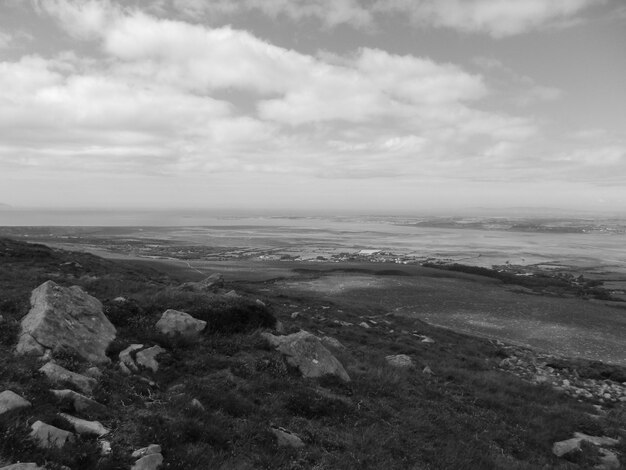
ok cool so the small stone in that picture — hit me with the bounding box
[385,354,414,368]
[29,420,74,448]
[59,413,109,436]
[132,444,162,458]
[119,344,144,373]
[190,398,205,411]
[255,299,266,307]
[132,453,163,470]
[421,336,435,343]
[596,448,620,470]
[51,389,107,415]
[155,310,206,338]
[291,312,300,319]
[275,320,285,334]
[135,345,166,373]
[0,464,45,470]
[422,366,433,375]
[84,367,103,379]
[271,426,305,448]
[320,336,345,350]
[0,390,31,415]
[100,439,112,455]
[359,322,371,329]
[39,362,97,395]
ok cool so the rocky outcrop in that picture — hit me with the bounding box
[386,354,414,368]
[16,281,116,364]
[0,390,31,415]
[262,331,350,382]
[552,432,621,469]
[29,420,74,448]
[39,362,97,395]
[155,310,206,339]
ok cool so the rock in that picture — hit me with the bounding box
[271,426,305,448]
[0,464,45,470]
[553,433,621,457]
[136,346,166,372]
[180,273,224,292]
[100,439,112,455]
[255,299,266,307]
[262,331,350,382]
[59,413,109,436]
[421,336,435,343]
[597,448,620,470]
[359,322,371,329]
[386,354,414,368]
[119,344,144,373]
[155,310,206,338]
[113,296,127,302]
[16,281,116,364]
[422,366,433,375]
[29,420,74,448]
[51,389,107,414]
[320,336,345,350]
[132,453,163,470]
[291,312,300,319]
[275,320,285,334]
[39,362,97,395]
[190,398,205,411]
[132,444,162,458]
[224,290,240,299]
[0,390,31,415]
[84,367,102,379]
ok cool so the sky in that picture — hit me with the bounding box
[0,0,625,214]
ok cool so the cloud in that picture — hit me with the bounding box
[373,0,599,37]
[9,0,622,188]
[171,0,373,28]
[0,32,12,49]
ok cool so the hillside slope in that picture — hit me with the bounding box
[0,238,624,469]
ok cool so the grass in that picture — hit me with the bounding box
[0,237,624,469]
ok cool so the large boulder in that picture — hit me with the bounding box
[16,281,116,364]
[155,310,206,339]
[262,331,350,382]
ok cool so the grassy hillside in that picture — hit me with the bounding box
[0,238,624,469]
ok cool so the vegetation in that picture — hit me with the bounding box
[0,237,624,469]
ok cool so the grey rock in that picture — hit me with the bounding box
[553,433,620,457]
[16,281,116,364]
[386,354,414,368]
[271,426,305,448]
[596,448,620,470]
[132,453,163,470]
[0,390,31,415]
[29,420,74,448]
[320,336,345,350]
[136,345,166,372]
[190,398,205,410]
[132,444,162,458]
[84,366,103,379]
[99,439,112,455]
[423,366,433,375]
[0,464,45,470]
[51,389,107,414]
[180,273,224,292]
[262,331,350,382]
[39,362,97,395]
[119,344,144,373]
[155,310,206,338]
[359,322,371,329]
[59,413,109,436]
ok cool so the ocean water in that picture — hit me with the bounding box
[1,209,625,278]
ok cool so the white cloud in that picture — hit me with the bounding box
[373,0,599,37]
[171,0,373,28]
[0,32,12,49]
[8,0,620,188]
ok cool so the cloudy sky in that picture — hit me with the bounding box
[0,0,625,213]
